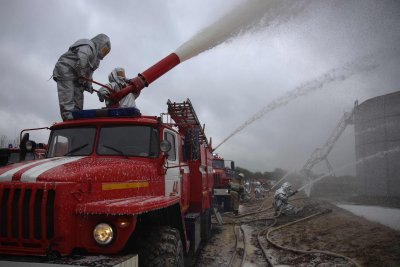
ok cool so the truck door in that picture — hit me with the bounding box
[164,130,180,197]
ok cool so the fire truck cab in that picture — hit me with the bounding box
[0,99,213,266]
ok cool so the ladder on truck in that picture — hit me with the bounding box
[167,99,209,147]
[302,102,357,177]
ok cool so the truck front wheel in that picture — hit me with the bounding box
[137,226,184,267]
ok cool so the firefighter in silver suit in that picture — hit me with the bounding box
[97,67,140,108]
[273,182,299,216]
[53,34,111,120]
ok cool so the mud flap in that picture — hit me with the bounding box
[213,207,223,225]
[185,213,201,256]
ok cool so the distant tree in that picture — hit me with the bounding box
[236,166,252,178]
[1,135,19,148]
[12,136,19,148]
[0,135,6,148]
[253,171,263,179]
[236,167,277,181]
[273,168,287,180]
[262,171,274,180]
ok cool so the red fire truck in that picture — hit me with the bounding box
[212,154,237,211]
[0,129,48,167]
[0,99,213,265]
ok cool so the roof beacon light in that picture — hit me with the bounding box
[72,107,141,119]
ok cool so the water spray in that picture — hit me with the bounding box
[271,171,293,190]
[109,0,310,103]
[298,146,400,192]
[175,0,309,62]
[213,58,378,150]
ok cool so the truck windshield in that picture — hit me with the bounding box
[97,126,159,158]
[47,127,96,157]
[213,159,225,169]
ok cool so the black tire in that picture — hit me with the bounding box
[137,226,184,267]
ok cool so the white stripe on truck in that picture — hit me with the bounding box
[20,157,85,182]
[0,158,55,181]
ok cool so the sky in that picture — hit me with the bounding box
[0,0,399,175]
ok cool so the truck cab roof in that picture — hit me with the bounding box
[51,108,159,129]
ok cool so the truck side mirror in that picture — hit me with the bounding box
[19,133,29,161]
[231,161,235,170]
[160,140,171,173]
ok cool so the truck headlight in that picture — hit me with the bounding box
[93,223,114,245]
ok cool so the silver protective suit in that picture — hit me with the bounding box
[53,34,111,120]
[98,68,140,108]
[273,182,297,216]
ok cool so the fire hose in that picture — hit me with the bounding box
[263,209,362,267]
[223,197,306,220]
[224,206,273,219]
[218,198,361,267]
[257,218,277,267]
[227,225,247,267]
[80,77,115,93]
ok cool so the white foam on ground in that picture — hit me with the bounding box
[338,204,400,231]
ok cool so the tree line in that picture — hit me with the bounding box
[0,135,19,148]
[236,166,287,181]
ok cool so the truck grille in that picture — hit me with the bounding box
[0,185,55,247]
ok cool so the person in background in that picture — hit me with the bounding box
[273,182,300,216]
[53,34,111,120]
[229,173,243,215]
[97,67,140,108]
[254,182,266,199]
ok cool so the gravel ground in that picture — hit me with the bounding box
[193,195,400,267]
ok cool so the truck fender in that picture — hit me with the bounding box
[75,195,180,215]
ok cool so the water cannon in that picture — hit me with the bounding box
[108,53,181,105]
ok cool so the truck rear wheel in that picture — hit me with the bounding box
[137,226,184,267]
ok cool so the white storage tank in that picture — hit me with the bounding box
[354,91,400,197]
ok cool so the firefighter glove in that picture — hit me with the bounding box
[84,84,94,94]
[98,87,110,102]
[78,77,88,86]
